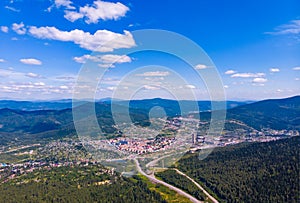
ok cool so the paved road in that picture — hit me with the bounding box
[173,169,219,203]
[145,153,174,168]
[134,158,202,203]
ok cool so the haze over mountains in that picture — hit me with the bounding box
[0,96,299,146]
[0,99,251,111]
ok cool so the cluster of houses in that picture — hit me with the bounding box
[109,136,176,154]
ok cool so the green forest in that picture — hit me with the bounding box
[0,165,166,203]
[177,136,300,202]
[156,169,208,201]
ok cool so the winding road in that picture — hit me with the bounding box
[134,158,202,203]
[173,169,219,203]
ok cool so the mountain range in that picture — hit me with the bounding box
[0,96,299,146]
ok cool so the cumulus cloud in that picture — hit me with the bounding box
[74,54,131,63]
[59,85,69,89]
[106,86,116,91]
[1,26,8,33]
[136,71,170,77]
[269,68,280,72]
[47,0,75,12]
[225,70,236,75]
[73,55,90,63]
[231,72,265,78]
[64,11,84,22]
[73,54,132,69]
[34,82,45,86]
[64,0,129,24]
[27,25,135,52]
[12,22,26,35]
[0,68,20,78]
[0,68,75,97]
[20,58,42,65]
[143,85,161,90]
[55,76,76,81]
[54,0,75,9]
[98,63,115,68]
[185,84,196,89]
[100,54,132,64]
[26,72,41,78]
[266,20,300,35]
[195,64,208,70]
[252,78,267,83]
[0,59,5,62]
[293,66,300,70]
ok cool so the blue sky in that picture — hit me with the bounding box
[0,0,299,100]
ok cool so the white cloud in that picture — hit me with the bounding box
[73,54,132,68]
[0,69,12,77]
[185,84,196,89]
[0,69,43,82]
[0,68,75,97]
[20,58,42,65]
[98,63,115,68]
[5,6,20,12]
[195,64,208,70]
[34,82,45,86]
[59,85,69,89]
[292,66,300,70]
[55,75,76,81]
[1,26,8,33]
[27,25,136,52]
[47,0,75,12]
[12,22,26,35]
[64,11,84,22]
[231,72,265,78]
[225,70,236,75]
[144,77,164,81]
[252,83,265,87]
[0,59,5,62]
[266,20,300,35]
[269,68,280,73]
[26,72,41,78]
[252,78,267,83]
[54,0,75,9]
[65,0,129,24]
[224,85,229,89]
[107,86,116,91]
[100,54,132,64]
[73,54,91,63]
[143,85,161,90]
[136,71,170,77]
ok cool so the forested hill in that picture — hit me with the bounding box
[0,96,299,146]
[0,165,167,203]
[226,95,300,130]
[177,136,300,202]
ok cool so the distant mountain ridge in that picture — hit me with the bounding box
[0,96,299,146]
[0,98,250,111]
[0,100,73,111]
[227,95,300,130]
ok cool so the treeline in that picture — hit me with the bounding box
[178,136,300,203]
[0,165,166,203]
